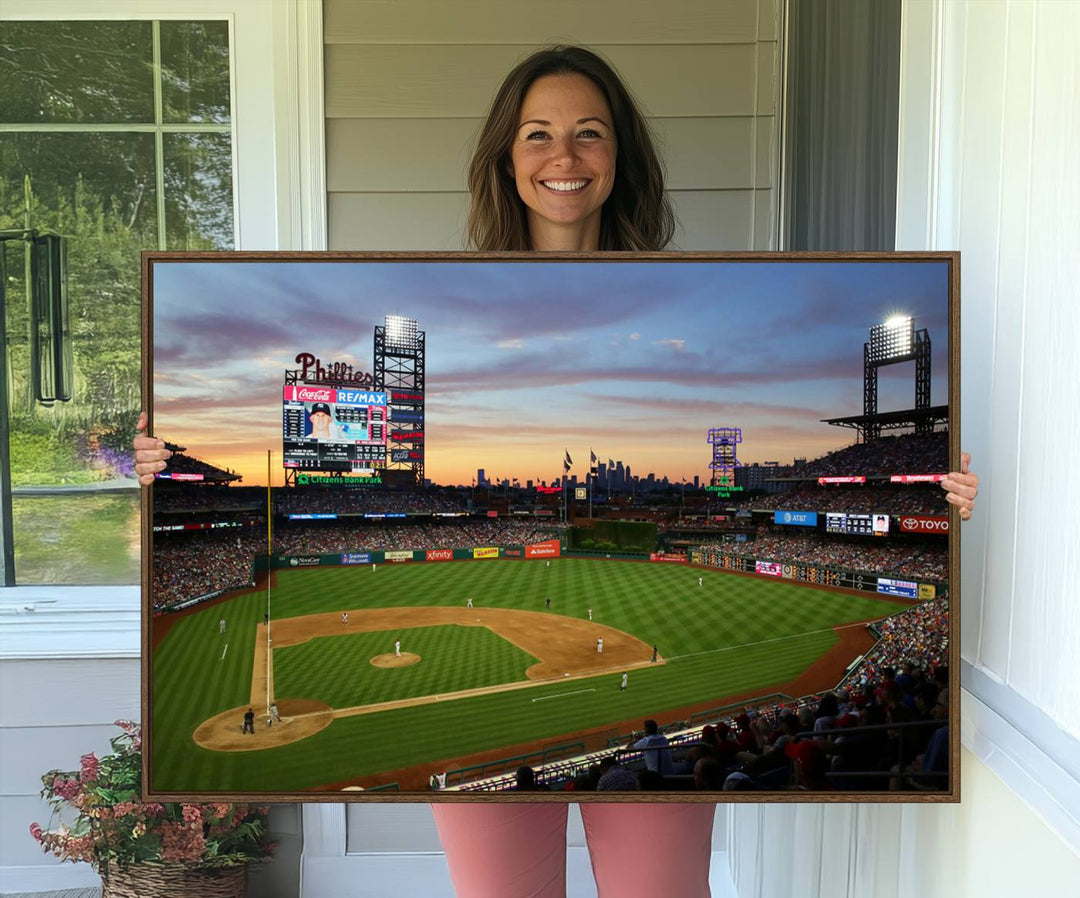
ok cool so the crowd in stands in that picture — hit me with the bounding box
[699,530,948,581]
[273,518,564,556]
[275,489,468,515]
[468,658,950,794]
[151,530,264,609]
[151,518,566,608]
[742,484,947,516]
[768,432,947,479]
[854,596,950,686]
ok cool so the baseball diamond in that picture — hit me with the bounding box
[151,557,913,793]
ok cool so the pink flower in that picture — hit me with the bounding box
[181,805,202,824]
[52,777,80,801]
[79,753,99,782]
[29,822,43,842]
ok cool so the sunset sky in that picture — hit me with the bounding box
[151,258,951,487]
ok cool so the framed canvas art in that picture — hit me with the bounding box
[142,251,959,803]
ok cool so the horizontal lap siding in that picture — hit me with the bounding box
[324,0,780,250]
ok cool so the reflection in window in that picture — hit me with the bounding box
[0,20,233,584]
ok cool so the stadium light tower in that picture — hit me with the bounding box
[863,313,931,441]
[374,315,425,486]
[707,427,743,487]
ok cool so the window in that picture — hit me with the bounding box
[1,19,234,584]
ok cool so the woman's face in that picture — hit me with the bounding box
[509,73,616,249]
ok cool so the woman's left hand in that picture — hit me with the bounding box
[941,451,979,521]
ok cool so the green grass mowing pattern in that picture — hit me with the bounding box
[152,558,910,792]
[273,626,537,708]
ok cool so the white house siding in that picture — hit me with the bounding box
[323,0,781,250]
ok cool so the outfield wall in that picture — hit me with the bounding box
[251,538,564,572]
[689,548,946,599]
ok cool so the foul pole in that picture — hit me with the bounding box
[265,449,272,713]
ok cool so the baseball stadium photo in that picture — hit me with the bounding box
[146,254,957,799]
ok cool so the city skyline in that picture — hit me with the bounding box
[150,258,952,487]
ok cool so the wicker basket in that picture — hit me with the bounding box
[100,862,247,898]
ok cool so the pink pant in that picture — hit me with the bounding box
[431,802,716,898]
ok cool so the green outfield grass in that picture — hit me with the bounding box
[151,558,908,793]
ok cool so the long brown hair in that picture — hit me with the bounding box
[467,46,675,251]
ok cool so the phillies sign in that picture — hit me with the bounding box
[899,515,949,534]
[295,352,374,386]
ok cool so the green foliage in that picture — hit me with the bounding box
[30,721,273,874]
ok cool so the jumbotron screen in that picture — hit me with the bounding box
[826,512,890,537]
[282,385,389,472]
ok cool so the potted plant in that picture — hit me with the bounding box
[30,720,273,897]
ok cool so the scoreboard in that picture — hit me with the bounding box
[282,385,389,472]
[825,512,890,536]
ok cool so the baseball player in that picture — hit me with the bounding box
[698,576,703,587]
[588,608,593,621]
[342,611,349,624]
[467,597,474,608]
[620,672,628,691]
[268,702,282,726]
[395,639,402,657]
[596,636,604,654]
[219,618,226,634]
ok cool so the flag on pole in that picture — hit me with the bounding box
[590,449,598,474]
[563,449,572,473]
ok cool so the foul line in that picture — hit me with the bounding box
[220,643,228,661]
[532,688,596,703]
[664,620,870,663]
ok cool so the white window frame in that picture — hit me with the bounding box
[0,0,326,651]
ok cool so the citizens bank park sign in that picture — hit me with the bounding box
[899,515,949,534]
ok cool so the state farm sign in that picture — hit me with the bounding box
[899,515,949,534]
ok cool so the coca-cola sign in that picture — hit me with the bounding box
[294,386,334,403]
[899,515,949,533]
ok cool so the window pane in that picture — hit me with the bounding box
[160,21,232,124]
[163,133,235,250]
[0,21,154,124]
[2,132,154,585]
[12,493,140,585]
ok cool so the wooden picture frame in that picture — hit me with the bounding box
[142,250,960,804]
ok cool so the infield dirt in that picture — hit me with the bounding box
[193,606,660,752]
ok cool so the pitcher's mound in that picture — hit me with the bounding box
[371,652,420,668]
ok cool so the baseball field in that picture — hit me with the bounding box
[150,557,910,794]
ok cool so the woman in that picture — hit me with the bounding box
[135,45,979,898]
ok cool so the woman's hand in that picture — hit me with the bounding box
[941,452,979,521]
[133,411,171,486]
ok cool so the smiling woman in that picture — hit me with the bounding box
[466,45,673,252]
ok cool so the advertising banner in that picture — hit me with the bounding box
[288,556,322,567]
[384,550,413,562]
[773,510,818,527]
[390,449,423,462]
[817,476,866,484]
[426,548,453,562]
[289,513,338,520]
[390,409,423,423]
[502,548,523,557]
[755,561,783,577]
[899,515,949,534]
[525,540,561,558]
[890,473,946,483]
[473,546,499,559]
[877,577,919,598]
[341,552,371,565]
[918,583,937,599]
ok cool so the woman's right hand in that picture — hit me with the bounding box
[133,411,171,486]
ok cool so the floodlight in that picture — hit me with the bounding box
[868,315,914,362]
[384,314,419,351]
